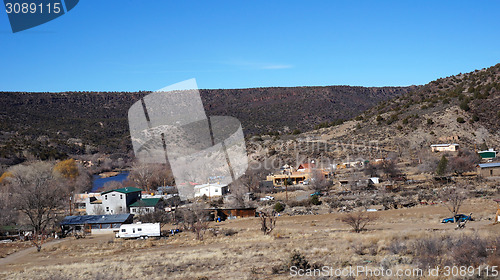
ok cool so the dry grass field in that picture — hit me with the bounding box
[1,198,499,280]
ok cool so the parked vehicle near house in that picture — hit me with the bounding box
[116,222,161,239]
[260,195,274,201]
[441,214,473,223]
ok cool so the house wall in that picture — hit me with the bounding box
[85,202,104,215]
[102,192,127,214]
[195,185,228,197]
[478,167,500,177]
[432,145,458,152]
[130,206,155,215]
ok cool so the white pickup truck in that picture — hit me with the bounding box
[116,222,161,239]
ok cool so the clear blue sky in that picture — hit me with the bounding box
[1,0,500,91]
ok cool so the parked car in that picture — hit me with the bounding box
[441,214,473,223]
[310,191,323,197]
[259,195,275,201]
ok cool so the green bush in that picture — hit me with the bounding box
[274,202,285,212]
[460,100,470,111]
[310,195,321,205]
[457,117,465,123]
[427,118,434,125]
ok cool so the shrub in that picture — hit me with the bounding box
[341,212,376,233]
[456,117,465,123]
[460,100,470,111]
[310,195,321,205]
[472,114,479,122]
[288,250,310,270]
[274,202,285,212]
[292,129,301,135]
[427,118,434,125]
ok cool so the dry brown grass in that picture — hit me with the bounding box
[1,198,499,279]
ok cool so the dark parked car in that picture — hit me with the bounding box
[310,191,323,197]
[441,214,473,223]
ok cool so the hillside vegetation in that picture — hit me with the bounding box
[0,85,411,165]
[306,63,500,158]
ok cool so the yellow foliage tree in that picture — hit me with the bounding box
[0,171,12,184]
[54,159,79,180]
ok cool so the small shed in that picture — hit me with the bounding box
[478,149,497,160]
[431,144,459,152]
[60,214,133,235]
[206,207,257,221]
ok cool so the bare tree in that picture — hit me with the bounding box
[447,149,480,175]
[259,210,277,235]
[310,169,329,192]
[382,158,400,178]
[175,203,209,240]
[7,162,69,251]
[92,204,105,215]
[0,192,18,227]
[140,209,171,229]
[440,186,468,217]
[341,211,376,233]
[129,162,174,192]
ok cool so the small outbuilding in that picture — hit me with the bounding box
[477,162,500,177]
[431,144,459,152]
[206,207,257,221]
[478,149,497,160]
[194,183,229,198]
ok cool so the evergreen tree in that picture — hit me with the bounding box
[436,155,448,176]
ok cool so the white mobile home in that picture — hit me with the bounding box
[116,222,161,239]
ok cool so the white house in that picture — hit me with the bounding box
[96,187,142,215]
[194,183,229,198]
[431,143,459,152]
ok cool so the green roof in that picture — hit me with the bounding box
[129,198,161,207]
[101,187,143,195]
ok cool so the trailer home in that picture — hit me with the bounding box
[116,222,161,239]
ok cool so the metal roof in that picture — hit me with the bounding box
[60,214,133,225]
[477,162,500,168]
[431,144,459,147]
[101,187,142,195]
[129,198,161,207]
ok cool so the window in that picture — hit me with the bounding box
[138,228,142,231]
[106,207,109,212]
[112,194,115,197]
[132,208,136,213]
[215,188,219,192]
[121,229,126,232]
[120,206,123,212]
[120,194,123,199]
[491,170,494,176]
[105,195,107,200]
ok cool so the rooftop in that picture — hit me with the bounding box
[129,198,161,208]
[431,144,459,147]
[478,162,500,168]
[101,187,142,195]
[60,214,133,225]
